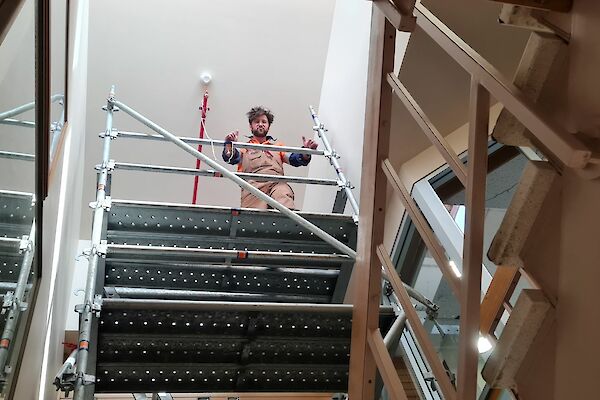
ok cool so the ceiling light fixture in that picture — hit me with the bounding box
[200,72,212,85]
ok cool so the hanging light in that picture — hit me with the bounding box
[449,260,462,278]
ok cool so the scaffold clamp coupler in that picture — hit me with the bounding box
[19,235,32,252]
[92,295,103,317]
[102,103,120,112]
[89,196,112,211]
[1,292,14,314]
[94,241,108,258]
[94,159,116,172]
[99,128,119,139]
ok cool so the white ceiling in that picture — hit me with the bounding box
[81,0,336,235]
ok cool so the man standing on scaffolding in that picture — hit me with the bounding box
[223,106,318,209]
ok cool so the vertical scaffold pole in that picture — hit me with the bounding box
[0,220,36,376]
[73,86,116,400]
[309,106,360,223]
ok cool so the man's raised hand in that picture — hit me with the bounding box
[302,136,318,150]
[225,130,239,142]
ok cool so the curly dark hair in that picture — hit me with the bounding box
[246,106,274,125]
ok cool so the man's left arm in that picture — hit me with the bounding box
[287,136,318,167]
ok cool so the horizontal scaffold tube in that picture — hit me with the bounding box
[113,161,340,186]
[112,99,357,259]
[116,130,325,156]
[102,298,358,313]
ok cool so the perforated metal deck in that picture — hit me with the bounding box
[95,300,395,393]
[103,201,357,303]
[90,199,371,394]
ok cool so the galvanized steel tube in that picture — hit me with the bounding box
[116,130,324,156]
[73,87,116,400]
[309,106,360,220]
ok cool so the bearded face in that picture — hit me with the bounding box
[250,114,270,137]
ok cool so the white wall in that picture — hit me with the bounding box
[301,0,372,213]
[13,1,90,399]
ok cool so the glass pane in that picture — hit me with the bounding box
[410,247,494,395]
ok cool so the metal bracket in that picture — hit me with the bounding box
[336,180,354,190]
[89,196,112,211]
[94,159,116,172]
[1,292,14,314]
[102,104,120,112]
[1,292,27,314]
[19,235,32,252]
[95,241,108,257]
[82,373,96,385]
[98,128,119,139]
[74,295,103,317]
[92,294,103,317]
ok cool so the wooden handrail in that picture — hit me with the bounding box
[372,0,416,32]
[413,2,592,169]
[377,244,457,400]
[386,73,468,186]
[382,158,461,298]
[367,328,409,400]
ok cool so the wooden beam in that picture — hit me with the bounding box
[382,159,461,299]
[489,0,572,13]
[413,2,592,169]
[386,73,467,186]
[480,266,520,335]
[457,78,490,400]
[377,245,457,400]
[372,0,416,32]
[367,329,409,400]
[347,5,396,400]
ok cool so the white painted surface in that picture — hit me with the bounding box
[302,0,372,214]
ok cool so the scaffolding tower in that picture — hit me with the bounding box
[54,87,411,399]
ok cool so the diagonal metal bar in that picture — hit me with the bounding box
[0,94,63,121]
[112,99,356,259]
[0,150,35,161]
[0,118,36,128]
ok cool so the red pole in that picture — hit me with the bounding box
[191,90,209,204]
